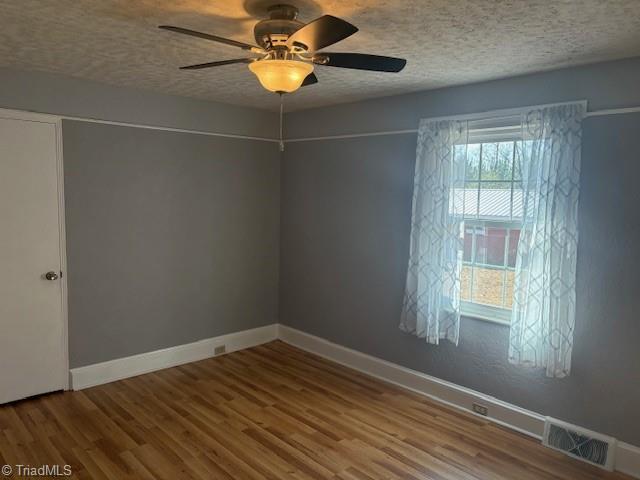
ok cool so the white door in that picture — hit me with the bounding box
[0,113,67,403]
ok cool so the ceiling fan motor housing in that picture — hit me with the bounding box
[160,5,406,89]
[254,4,304,49]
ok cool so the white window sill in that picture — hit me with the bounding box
[460,301,511,327]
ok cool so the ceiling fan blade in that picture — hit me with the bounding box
[159,25,259,51]
[180,58,253,70]
[286,15,358,52]
[301,72,318,87]
[314,53,406,72]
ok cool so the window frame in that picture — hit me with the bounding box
[456,122,524,326]
[461,300,511,325]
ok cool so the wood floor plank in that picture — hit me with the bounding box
[0,340,633,479]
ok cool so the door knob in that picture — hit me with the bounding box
[45,271,59,281]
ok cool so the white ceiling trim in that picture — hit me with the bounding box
[3,103,639,145]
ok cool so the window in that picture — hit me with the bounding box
[454,126,528,324]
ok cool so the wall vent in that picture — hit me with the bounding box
[542,418,617,471]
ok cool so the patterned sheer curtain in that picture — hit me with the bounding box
[400,119,468,345]
[508,103,585,378]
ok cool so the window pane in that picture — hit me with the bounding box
[512,181,523,220]
[485,228,507,266]
[466,143,481,180]
[461,264,472,301]
[504,269,515,309]
[507,228,521,267]
[463,181,479,217]
[474,226,487,264]
[480,143,498,171]
[478,185,511,220]
[514,141,523,180]
[472,265,506,308]
[463,226,473,262]
[481,141,513,182]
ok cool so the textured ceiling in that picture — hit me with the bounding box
[1,0,640,112]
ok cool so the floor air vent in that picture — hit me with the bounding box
[543,418,616,471]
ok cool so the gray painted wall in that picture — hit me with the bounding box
[0,67,277,138]
[63,120,280,368]
[280,61,640,445]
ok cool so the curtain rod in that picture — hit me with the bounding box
[285,104,640,143]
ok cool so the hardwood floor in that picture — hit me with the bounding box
[0,341,632,479]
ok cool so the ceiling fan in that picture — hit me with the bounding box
[159,4,407,94]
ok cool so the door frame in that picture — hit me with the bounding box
[0,107,69,390]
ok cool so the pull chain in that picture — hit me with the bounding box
[279,92,285,152]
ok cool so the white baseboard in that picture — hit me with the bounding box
[277,324,640,479]
[70,324,278,390]
[618,443,640,479]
